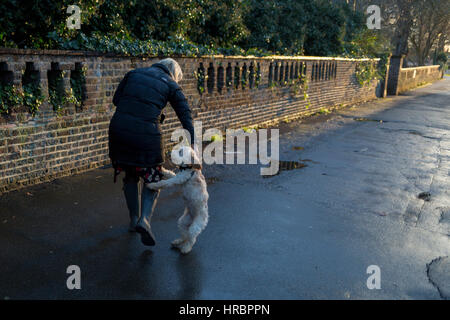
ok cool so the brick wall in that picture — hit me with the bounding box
[386,55,443,95]
[0,48,380,193]
[397,65,443,93]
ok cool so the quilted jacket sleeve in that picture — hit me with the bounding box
[168,83,195,143]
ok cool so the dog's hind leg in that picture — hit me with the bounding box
[178,204,208,254]
[171,207,192,247]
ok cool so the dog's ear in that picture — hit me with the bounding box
[189,146,202,170]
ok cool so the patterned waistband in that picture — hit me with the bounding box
[113,161,163,184]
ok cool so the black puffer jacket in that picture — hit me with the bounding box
[108,63,195,167]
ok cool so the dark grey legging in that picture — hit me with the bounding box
[123,167,159,225]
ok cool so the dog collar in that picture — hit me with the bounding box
[179,165,196,178]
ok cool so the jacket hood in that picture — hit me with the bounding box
[151,63,172,78]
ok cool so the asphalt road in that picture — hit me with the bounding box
[0,77,449,299]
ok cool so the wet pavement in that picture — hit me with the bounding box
[0,78,449,299]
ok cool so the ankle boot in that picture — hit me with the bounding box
[123,180,140,232]
[136,187,159,246]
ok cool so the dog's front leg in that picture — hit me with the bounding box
[146,170,192,190]
[145,180,169,190]
[161,167,176,179]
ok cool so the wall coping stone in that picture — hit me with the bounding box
[401,65,441,70]
[0,47,379,62]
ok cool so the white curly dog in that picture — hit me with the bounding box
[146,146,208,254]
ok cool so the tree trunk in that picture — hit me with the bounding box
[393,0,415,56]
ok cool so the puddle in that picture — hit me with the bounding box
[353,117,385,123]
[300,158,319,164]
[280,160,307,171]
[439,208,450,224]
[427,256,450,299]
[263,160,308,178]
[206,177,220,185]
[418,192,431,201]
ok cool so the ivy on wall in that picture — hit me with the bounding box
[0,67,86,116]
[22,82,45,116]
[0,84,21,114]
[355,62,378,87]
[48,70,84,115]
[290,76,310,109]
[70,65,87,110]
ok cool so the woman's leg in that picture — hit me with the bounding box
[136,184,160,246]
[123,167,140,232]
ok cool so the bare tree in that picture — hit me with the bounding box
[409,0,450,65]
[346,0,417,55]
[436,24,450,52]
[388,0,418,56]
[329,0,449,64]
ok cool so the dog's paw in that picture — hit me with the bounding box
[178,242,193,254]
[171,238,186,247]
[145,183,158,190]
[162,168,176,178]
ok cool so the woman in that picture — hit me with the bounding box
[109,58,195,246]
